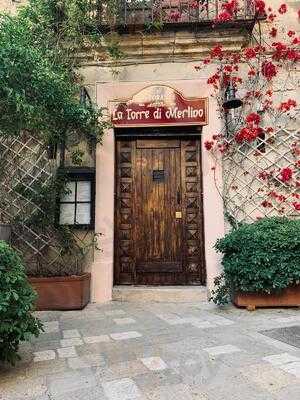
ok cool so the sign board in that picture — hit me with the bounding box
[111,85,208,127]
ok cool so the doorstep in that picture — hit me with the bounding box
[112,286,208,303]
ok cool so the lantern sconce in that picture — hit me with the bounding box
[223,82,243,110]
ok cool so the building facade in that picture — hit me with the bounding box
[1,0,299,303]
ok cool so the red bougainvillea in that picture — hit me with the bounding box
[278,4,287,14]
[244,47,257,60]
[197,1,300,218]
[245,113,261,125]
[279,167,293,183]
[235,127,263,143]
[269,27,277,37]
[204,140,214,151]
[254,0,266,14]
[261,61,277,80]
[278,99,297,112]
[292,202,300,211]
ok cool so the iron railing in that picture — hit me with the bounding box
[88,0,256,29]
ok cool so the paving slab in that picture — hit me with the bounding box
[46,369,97,396]
[102,377,142,400]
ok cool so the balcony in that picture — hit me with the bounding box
[88,0,257,32]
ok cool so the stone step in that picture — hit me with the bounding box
[112,286,207,303]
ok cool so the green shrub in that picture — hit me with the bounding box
[0,241,43,365]
[210,217,300,305]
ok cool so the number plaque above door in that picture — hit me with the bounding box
[111,85,208,127]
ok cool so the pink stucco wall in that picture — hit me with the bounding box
[91,79,225,302]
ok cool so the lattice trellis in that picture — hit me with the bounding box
[222,109,300,223]
[0,134,88,276]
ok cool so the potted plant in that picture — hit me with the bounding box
[10,172,95,311]
[210,217,300,310]
[29,270,91,311]
[26,228,93,311]
[0,241,43,365]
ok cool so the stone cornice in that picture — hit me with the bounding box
[77,28,251,67]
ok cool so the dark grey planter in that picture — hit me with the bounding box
[0,224,11,242]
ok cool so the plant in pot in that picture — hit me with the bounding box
[27,229,93,312]
[210,217,300,310]
[0,241,43,365]
[13,174,95,312]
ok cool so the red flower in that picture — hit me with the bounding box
[222,0,238,14]
[288,30,295,37]
[248,68,256,76]
[204,140,214,151]
[261,200,273,208]
[210,45,223,59]
[207,73,220,85]
[292,37,300,45]
[278,4,287,14]
[269,28,277,37]
[268,191,278,199]
[258,171,270,180]
[268,13,277,22]
[255,0,266,14]
[244,47,256,59]
[277,194,286,202]
[190,1,199,9]
[169,10,181,22]
[279,99,297,112]
[286,49,300,62]
[215,11,233,22]
[246,112,261,125]
[261,61,277,80]
[292,202,300,211]
[272,41,287,60]
[235,126,262,143]
[279,167,293,182]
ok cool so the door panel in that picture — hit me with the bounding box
[115,137,205,285]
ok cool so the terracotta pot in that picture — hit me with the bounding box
[29,273,91,311]
[234,285,300,311]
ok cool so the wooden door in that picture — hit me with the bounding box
[115,137,205,285]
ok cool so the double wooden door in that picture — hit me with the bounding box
[115,137,205,285]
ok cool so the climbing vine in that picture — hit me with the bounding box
[0,1,114,276]
[194,0,300,225]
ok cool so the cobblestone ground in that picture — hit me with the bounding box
[1,301,300,400]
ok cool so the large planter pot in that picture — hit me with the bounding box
[234,285,300,311]
[29,273,91,311]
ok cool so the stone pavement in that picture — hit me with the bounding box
[1,301,300,400]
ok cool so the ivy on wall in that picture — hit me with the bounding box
[0,0,112,146]
[0,1,112,276]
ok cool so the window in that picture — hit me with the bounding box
[57,168,95,229]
